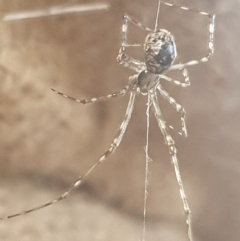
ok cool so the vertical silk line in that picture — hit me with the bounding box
[142,94,152,241]
[154,0,161,31]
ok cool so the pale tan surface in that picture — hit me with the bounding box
[0,0,239,241]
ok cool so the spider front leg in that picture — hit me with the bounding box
[117,13,150,72]
[169,12,215,70]
[150,90,193,241]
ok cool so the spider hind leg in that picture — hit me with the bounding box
[150,90,193,241]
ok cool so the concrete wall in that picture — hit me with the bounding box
[0,0,239,241]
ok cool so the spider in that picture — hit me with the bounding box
[1,1,215,241]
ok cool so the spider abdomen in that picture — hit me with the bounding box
[144,29,176,74]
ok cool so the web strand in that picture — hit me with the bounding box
[154,0,161,31]
[141,94,152,241]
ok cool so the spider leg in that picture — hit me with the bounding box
[117,51,145,73]
[157,84,187,137]
[0,90,136,220]
[161,1,212,16]
[162,3,215,70]
[117,13,150,72]
[51,76,135,104]
[150,90,193,241]
[161,67,190,88]
[98,90,136,161]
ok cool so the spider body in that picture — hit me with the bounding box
[137,29,176,94]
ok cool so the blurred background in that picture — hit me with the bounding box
[0,0,239,240]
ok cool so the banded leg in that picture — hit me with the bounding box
[51,84,130,104]
[161,67,190,88]
[164,5,215,70]
[157,85,187,137]
[0,91,136,220]
[117,13,149,72]
[150,90,193,241]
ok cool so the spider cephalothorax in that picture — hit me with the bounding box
[144,29,177,74]
[137,70,160,94]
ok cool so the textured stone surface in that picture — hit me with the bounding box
[0,0,239,241]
